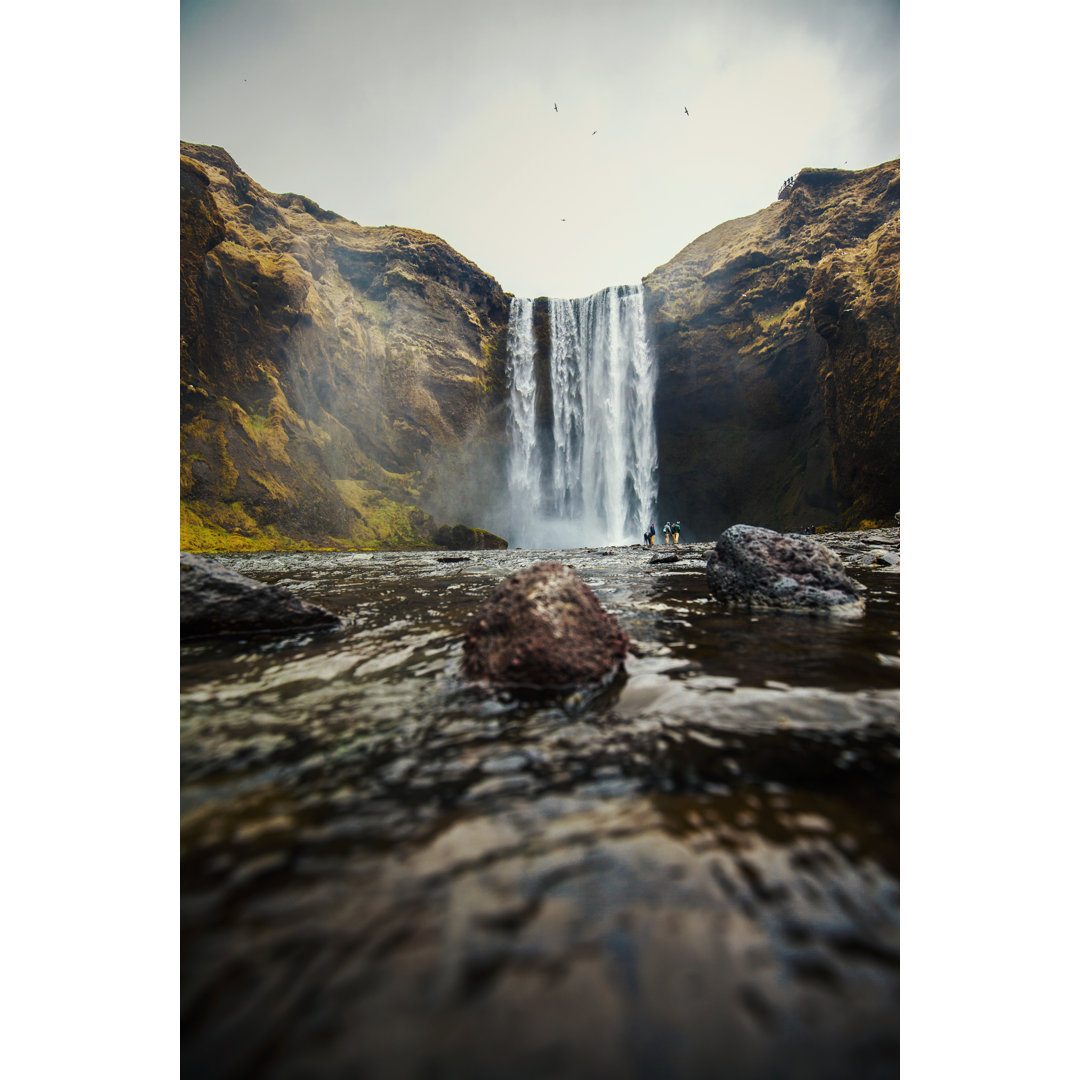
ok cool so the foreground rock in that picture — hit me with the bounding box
[181,552,341,638]
[462,562,629,692]
[706,524,865,615]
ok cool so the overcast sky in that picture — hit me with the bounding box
[181,0,898,299]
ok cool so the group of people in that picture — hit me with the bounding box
[644,521,682,546]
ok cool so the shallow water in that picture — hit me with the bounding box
[181,536,899,1080]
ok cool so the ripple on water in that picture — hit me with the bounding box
[182,545,899,1079]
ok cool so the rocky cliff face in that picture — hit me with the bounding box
[643,161,899,534]
[181,144,899,550]
[181,142,510,551]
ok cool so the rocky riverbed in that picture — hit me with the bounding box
[181,528,899,1080]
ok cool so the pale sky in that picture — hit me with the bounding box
[181,0,898,299]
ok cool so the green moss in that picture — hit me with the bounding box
[181,504,321,553]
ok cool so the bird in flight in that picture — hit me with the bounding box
[592,130,597,135]
[684,106,690,116]
[554,102,558,112]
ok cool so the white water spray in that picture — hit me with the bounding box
[504,284,658,548]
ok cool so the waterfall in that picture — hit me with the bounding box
[506,297,541,527]
[504,284,658,548]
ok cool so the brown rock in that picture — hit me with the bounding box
[643,160,899,535]
[462,563,629,692]
[435,523,508,550]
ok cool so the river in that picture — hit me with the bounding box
[181,532,900,1079]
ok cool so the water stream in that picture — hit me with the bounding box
[181,534,900,1079]
[505,285,658,548]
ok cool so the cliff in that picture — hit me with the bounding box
[181,143,899,549]
[180,142,510,551]
[643,160,899,534]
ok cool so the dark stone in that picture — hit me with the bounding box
[705,525,864,615]
[649,552,680,564]
[435,523,509,550]
[462,562,630,692]
[181,552,341,639]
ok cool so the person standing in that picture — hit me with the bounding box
[663,522,672,545]
[673,521,681,544]
[644,523,656,546]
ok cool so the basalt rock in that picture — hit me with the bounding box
[434,523,509,550]
[462,562,630,692]
[181,552,341,638]
[705,524,865,615]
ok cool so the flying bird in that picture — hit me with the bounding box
[684,106,690,116]
[592,130,597,135]
[554,102,558,112]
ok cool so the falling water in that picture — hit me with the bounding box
[504,284,658,548]
[506,297,541,528]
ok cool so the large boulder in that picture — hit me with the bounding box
[181,552,341,638]
[705,525,864,615]
[435,523,508,550]
[462,562,630,692]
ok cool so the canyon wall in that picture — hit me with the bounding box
[181,142,510,551]
[643,160,899,536]
[180,144,898,549]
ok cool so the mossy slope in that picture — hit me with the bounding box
[180,143,510,551]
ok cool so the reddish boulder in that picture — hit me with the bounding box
[462,562,630,692]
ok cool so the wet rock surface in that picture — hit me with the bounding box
[182,533,899,1079]
[649,550,681,564]
[180,552,341,639]
[816,526,900,573]
[706,525,866,615]
[462,562,630,692]
[435,523,509,550]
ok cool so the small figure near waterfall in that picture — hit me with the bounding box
[644,523,656,547]
[663,522,672,545]
[673,521,681,544]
